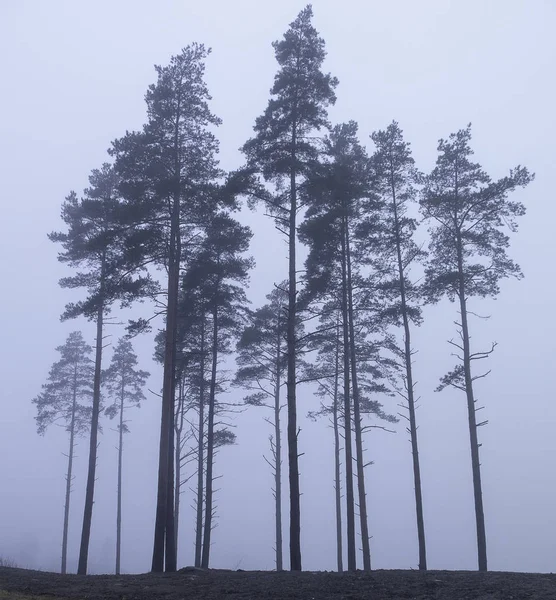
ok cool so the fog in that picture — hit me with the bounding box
[1,0,555,574]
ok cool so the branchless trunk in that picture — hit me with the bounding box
[389,165,427,570]
[456,232,487,572]
[152,197,180,573]
[194,318,206,567]
[78,262,105,575]
[201,306,218,568]
[174,376,184,562]
[61,364,78,575]
[287,117,302,572]
[332,313,343,573]
[165,381,176,570]
[115,369,125,575]
[274,313,283,572]
[340,215,356,571]
[152,91,182,573]
[345,223,371,571]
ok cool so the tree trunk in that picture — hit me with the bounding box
[345,224,371,571]
[456,236,487,572]
[390,171,427,571]
[152,195,180,573]
[165,399,176,571]
[274,313,283,572]
[174,377,184,563]
[195,318,206,567]
[287,121,302,572]
[340,217,356,571]
[61,365,78,575]
[201,307,218,569]
[77,295,104,575]
[115,372,125,575]
[332,313,343,573]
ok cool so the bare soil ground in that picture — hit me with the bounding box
[1,565,555,599]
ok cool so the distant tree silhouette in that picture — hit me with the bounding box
[32,331,93,575]
[103,338,149,575]
[50,164,151,575]
[234,285,288,571]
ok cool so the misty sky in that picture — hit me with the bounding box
[1,0,555,574]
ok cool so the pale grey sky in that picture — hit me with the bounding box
[0,0,555,574]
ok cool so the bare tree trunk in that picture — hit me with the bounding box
[201,307,218,569]
[174,377,184,563]
[340,218,356,571]
[165,399,176,571]
[457,237,487,572]
[345,224,371,571]
[389,173,427,571]
[152,194,180,573]
[332,313,343,573]
[115,373,125,575]
[61,365,78,575]
[274,314,283,572]
[287,121,301,572]
[77,291,105,575]
[195,318,206,567]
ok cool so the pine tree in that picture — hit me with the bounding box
[49,164,151,575]
[181,212,252,568]
[420,125,533,571]
[359,121,428,569]
[242,5,338,570]
[103,338,149,575]
[305,306,344,572]
[32,331,94,575]
[111,44,224,573]
[234,285,288,571]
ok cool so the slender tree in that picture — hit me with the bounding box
[32,331,93,575]
[359,121,428,569]
[306,307,344,572]
[112,44,223,573]
[242,5,338,570]
[182,212,252,568]
[103,338,149,575]
[50,164,150,575]
[420,125,533,571]
[234,285,288,571]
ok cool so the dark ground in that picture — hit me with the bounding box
[1,566,555,600]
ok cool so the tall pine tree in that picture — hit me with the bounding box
[420,125,533,571]
[242,5,338,570]
[112,44,223,572]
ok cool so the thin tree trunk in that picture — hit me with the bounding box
[165,396,176,571]
[274,313,283,572]
[201,307,218,569]
[115,372,125,575]
[152,200,180,573]
[389,168,427,571]
[332,313,343,573]
[195,318,206,567]
[340,219,356,571]
[345,224,371,571]
[77,293,104,575]
[174,378,184,563]
[287,120,301,572]
[457,237,487,572]
[61,365,78,575]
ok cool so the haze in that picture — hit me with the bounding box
[1,0,555,574]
